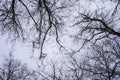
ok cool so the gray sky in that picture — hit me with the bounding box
[0,0,116,70]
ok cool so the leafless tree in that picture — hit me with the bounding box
[1,1,120,80]
[75,38,120,80]
[0,0,66,59]
[0,53,37,80]
[1,0,120,58]
[71,0,120,53]
[34,60,85,80]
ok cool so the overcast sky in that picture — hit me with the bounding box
[0,0,116,70]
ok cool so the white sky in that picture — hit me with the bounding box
[0,0,117,70]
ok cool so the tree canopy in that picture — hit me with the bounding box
[0,0,120,57]
[0,0,120,79]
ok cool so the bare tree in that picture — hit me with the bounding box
[1,1,120,79]
[1,0,120,58]
[0,53,37,80]
[0,0,66,59]
[76,38,120,80]
[34,60,85,80]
